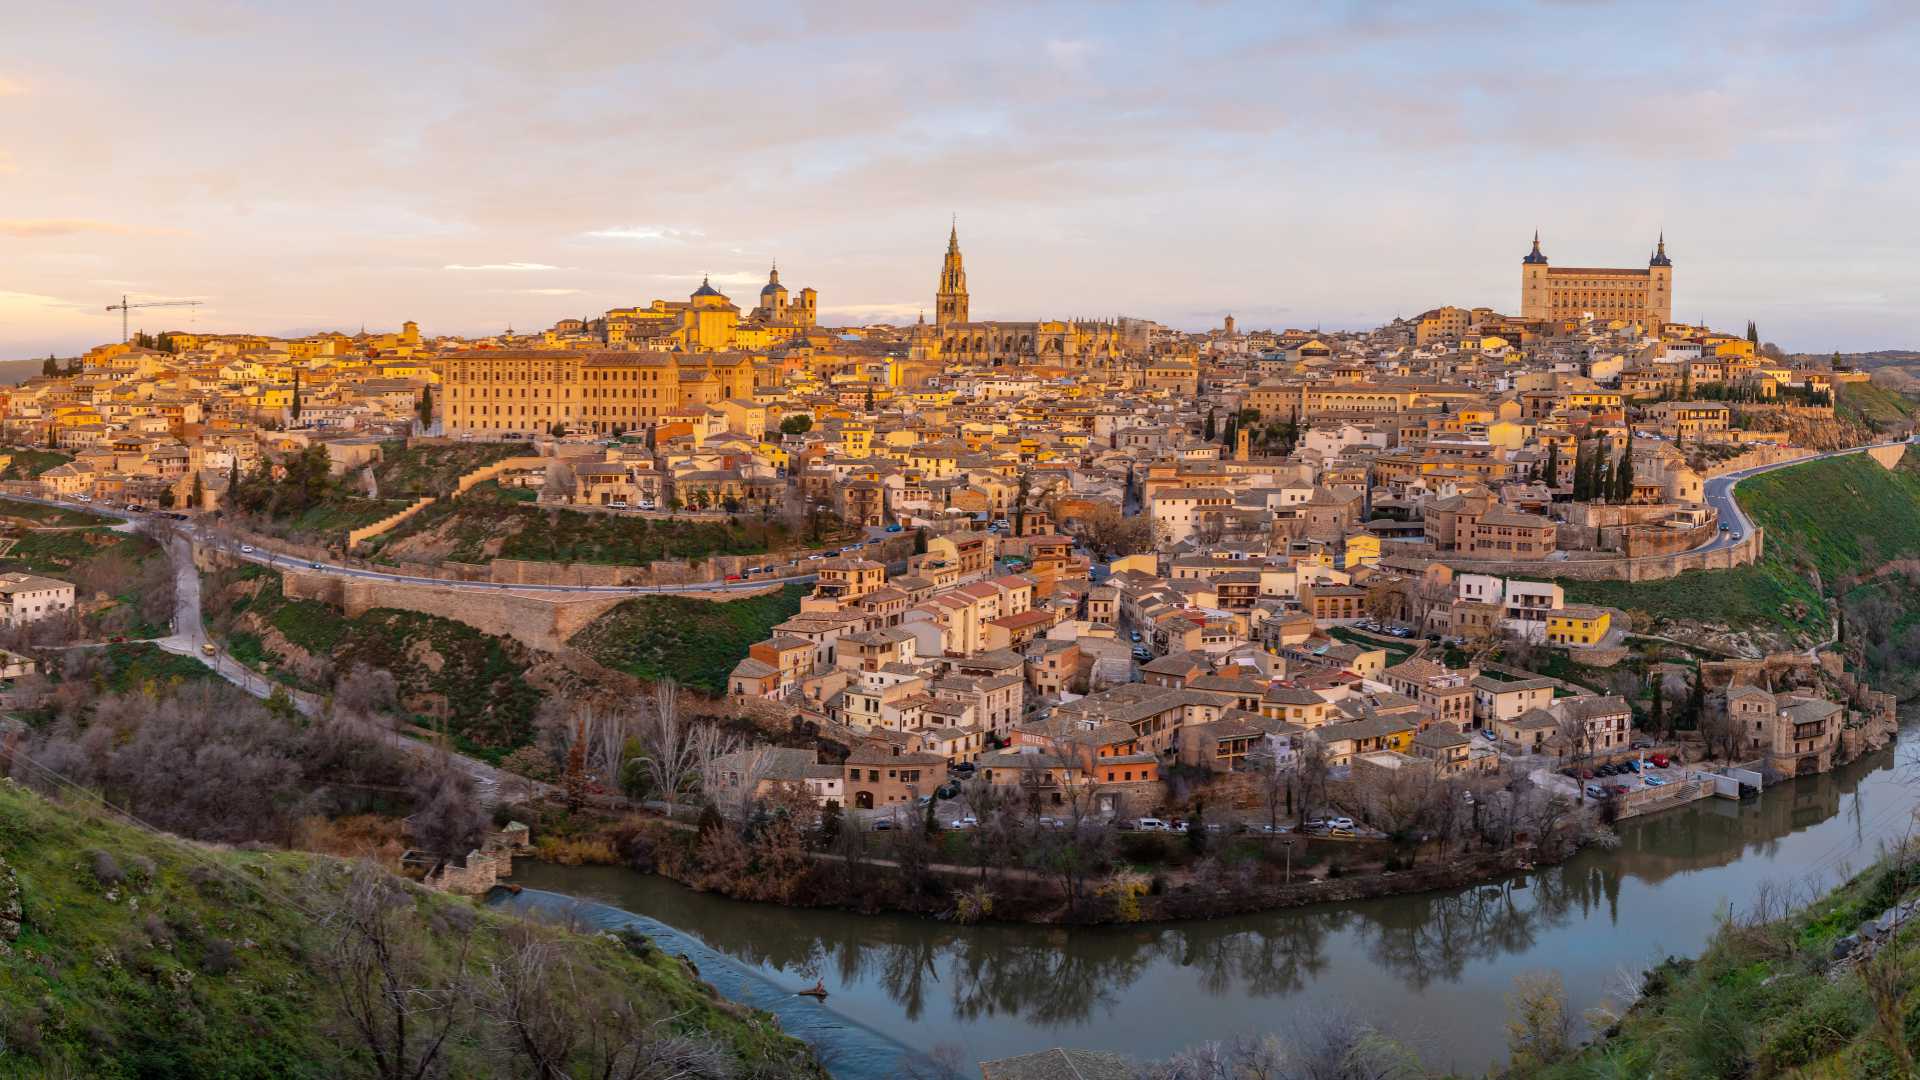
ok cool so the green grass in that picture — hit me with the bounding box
[214,571,541,757]
[372,439,525,497]
[0,447,72,479]
[1562,447,1920,642]
[89,642,219,694]
[281,496,411,540]
[378,499,835,566]
[1531,847,1920,1079]
[1836,379,1917,431]
[0,496,113,527]
[572,584,808,694]
[1328,626,1413,664]
[0,782,824,1079]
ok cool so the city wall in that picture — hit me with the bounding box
[1431,526,1764,582]
[347,496,435,548]
[280,570,652,651]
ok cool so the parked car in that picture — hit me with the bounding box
[948,815,979,830]
[1326,816,1355,830]
[871,818,894,831]
[1584,785,1607,799]
[1612,784,1632,795]
[240,545,255,554]
[936,783,960,800]
[1651,753,1671,768]
[950,762,976,775]
[1254,823,1291,834]
[1128,631,1142,642]
[1303,818,1328,831]
[1623,759,1641,772]
[1643,775,1669,787]
[1136,817,1169,832]
[885,523,903,533]
[1035,816,1063,829]
[1479,729,1499,742]
[1631,739,1653,750]
[724,574,743,582]
[308,561,323,569]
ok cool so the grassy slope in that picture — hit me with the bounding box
[1528,850,1920,1079]
[375,497,818,566]
[571,584,807,694]
[1836,379,1918,432]
[0,447,73,480]
[0,496,113,527]
[1563,448,1920,639]
[0,783,823,1080]
[371,439,525,497]
[220,568,539,758]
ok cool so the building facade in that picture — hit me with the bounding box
[1520,232,1673,327]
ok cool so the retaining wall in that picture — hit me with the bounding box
[347,496,435,549]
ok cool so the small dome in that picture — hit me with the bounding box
[692,276,725,299]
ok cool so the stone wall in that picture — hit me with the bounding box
[347,496,435,549]
[280,569,645,652]
[1428,526,1763,582]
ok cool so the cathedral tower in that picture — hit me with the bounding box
[936,220,969,327]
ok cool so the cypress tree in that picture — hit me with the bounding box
[1572,440,1589,501]
[418,383,433,429]
[1649,676,1665,733]
[291,369,303,421]
[1617,432,1635,502]
[1204,407,1217,442]
[1543,442,1559,488]
[1746,320,1759,345]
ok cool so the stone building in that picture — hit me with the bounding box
[1520,231,1674,327]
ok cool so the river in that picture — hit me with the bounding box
[492,724,1918,1077]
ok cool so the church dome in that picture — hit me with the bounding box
[691,276,725,299]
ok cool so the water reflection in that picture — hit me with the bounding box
[511,727,1916,1069]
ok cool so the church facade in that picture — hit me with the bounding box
[930,224,1123,366]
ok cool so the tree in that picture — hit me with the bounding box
[779,414,812,435]
[1571,440,1590,501]
[1648,674,1666,735]
[912,526,928,556]
[1542,441,1559,489]
[1203,406,1217,442]
[186,471,204,510]
[1069,502,1154,562]
[311,860,475,1080]
[291,368,303,422]
[1012,470,1032,537]
[1746,319,1759,345]
[1247,742,1292,838]
[41,354,58,377]
[633,679,735,815]
[1615,431,1634,503]
[1505,971,1572,1069]
[416,384,433,430]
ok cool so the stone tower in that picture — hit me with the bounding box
[1647,233,1673,328]
[936,220,969,327]
[1520,231,1549,319]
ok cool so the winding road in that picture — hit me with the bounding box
[1695,435,1918,553]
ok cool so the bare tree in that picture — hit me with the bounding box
[1070,502,1155,562]
[335,665,400,723]
[633,679,737,814]
[541,460,576,503]
[1247,741,1292,835]
[311,860,475,1080]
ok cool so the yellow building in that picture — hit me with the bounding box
[1520,232,1673,327]
[1545,605,1611,647]
[440,349,758,437]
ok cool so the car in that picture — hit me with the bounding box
[1560,767,1578,778]
[1303,818,1328,831]
[1129,631,1142,642]
[1326,816,1355,830]
[1461,791,1475,804]
[1623,759,1641,772]
[936,783,960,800]
[1115,819,1138,831]
[638,500,656,510]
[1585,785,1606,798]
[607,500,628,509]
[1035,816,1063,829]
[915,795,932,807]
[1631,739,1653,750]
[950,761,976,775]
[807,553,827,561]
[1596,764,1615,777]
[1136,817,1169,832]
[1652,753,1671,768]
[240,545,255,554]
[1613,784,1632,795]
[947,815,979,830]
[1643,775,1668,787]
[871,818,894,831]
[1719,524,1730,532]
[308,561,323,569]
[1254,823,1291,834]
[200,642,217,656]
[1479,729,1499,742]
[1579,769,1595,780]
[885,524,903,533]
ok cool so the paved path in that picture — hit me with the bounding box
[1695,435,1918,554]
[0,492,826,596]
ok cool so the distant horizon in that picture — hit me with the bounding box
[4,3,1918,355]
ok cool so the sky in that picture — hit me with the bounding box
[2,0,1917,356]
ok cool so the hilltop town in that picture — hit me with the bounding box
[0,228,1904,893]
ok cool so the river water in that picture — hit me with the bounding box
[493,724,1918,1077]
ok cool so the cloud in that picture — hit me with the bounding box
[0,76,26,97]
[442,262,560,272]
[648,271,764,288]
[822,302,925,322]
[1044,38,1095,71]
[582,225,704,241]
[0,218,180,238]
[515,287,583,296]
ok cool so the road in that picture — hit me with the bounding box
[143,531,517,802]
[1695,435,1918,553]
[0,493,827,596]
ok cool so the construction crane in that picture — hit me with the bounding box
[105,294,203,343]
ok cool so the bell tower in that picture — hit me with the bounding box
[936,218,969,327]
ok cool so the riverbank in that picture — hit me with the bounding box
[518,804,1587,927]
[476,722,1920,1074]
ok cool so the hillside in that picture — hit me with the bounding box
[1564,448,1920,668]
[1514,844,1920,1078]
[571,584,807,694]
[369,495,837,567]
[1836,379,1918,433]
[205,566,542,758]
[0,782,824,1079]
